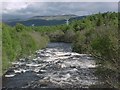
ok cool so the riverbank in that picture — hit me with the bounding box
[2,23,49,74]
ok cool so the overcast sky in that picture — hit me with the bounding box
[2,2,118,20]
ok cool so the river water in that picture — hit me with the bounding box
[2,43,98,89]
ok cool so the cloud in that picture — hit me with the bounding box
[2,2,33,14]
[1,0,119,2]
[2,2,118,20]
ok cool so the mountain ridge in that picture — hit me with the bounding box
[3,14,86,26]
[30,14,78,20]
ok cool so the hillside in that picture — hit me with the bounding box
[3,15,85,26]
[30,14,77,20]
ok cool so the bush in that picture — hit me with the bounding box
[2,24,49,73]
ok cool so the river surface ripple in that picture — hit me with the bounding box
[2,43,98,89]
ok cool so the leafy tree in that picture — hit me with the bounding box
[15,23,25,32]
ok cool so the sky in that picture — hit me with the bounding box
[1,1,118,20]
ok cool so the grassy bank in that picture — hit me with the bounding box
[2,23,49,73]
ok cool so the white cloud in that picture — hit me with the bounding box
[2,2,32,14]
[2,2,118,20]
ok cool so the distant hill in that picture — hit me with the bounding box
[30,14,77,20]
[3,15,86,26]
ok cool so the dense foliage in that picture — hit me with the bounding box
[2,12,119,88]
[71,12,119,88]
[2,23,49,73]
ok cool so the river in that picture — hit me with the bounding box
[2,42,98,89]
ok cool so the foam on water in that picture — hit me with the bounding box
[5,74,16,78]
[3,43,98,88]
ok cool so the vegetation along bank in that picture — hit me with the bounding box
[2,12,119,88]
